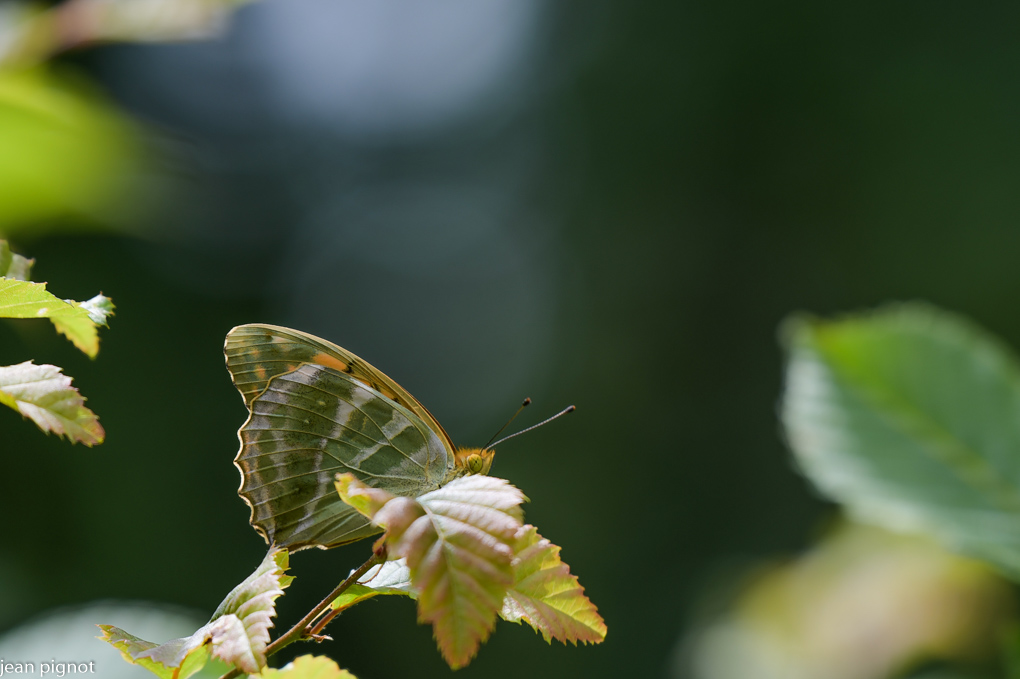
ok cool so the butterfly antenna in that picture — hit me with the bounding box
[483,398,532,450]
[487,405,576,450]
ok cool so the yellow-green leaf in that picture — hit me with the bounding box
[97,625,212,679]
[0,360,103,445]
[0,277,113,357]
[255,655,357,679]
[0,68,142,233]
[329,560,414,613]
[100,549,291,677]
[500,525,607,645]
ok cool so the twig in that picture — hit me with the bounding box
[218,546,387,679]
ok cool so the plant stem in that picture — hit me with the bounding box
[218,547,387,679]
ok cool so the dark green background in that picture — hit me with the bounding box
[4,2,1020,677]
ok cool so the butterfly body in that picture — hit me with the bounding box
[225,324,492,551]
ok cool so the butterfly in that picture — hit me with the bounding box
[224,324,495,551]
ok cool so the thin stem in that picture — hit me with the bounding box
[218,547,387,679]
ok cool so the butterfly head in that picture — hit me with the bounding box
[454,447,495,476]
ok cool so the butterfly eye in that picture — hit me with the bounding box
[467,455,485,474]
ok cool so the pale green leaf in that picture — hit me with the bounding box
[500,525,606,645]
[337,473,525,669]
[782,303,1020,577]
[0,360,103,445]
[0,277,110,357]
[256,655,357,679]
[0,240,33,280]
[97,625,212,679]
[99,549,292,677]
[329,559,414,612]
[79,293,114,326]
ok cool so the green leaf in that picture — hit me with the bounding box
[97,625,213,679]
[208,548,292,673]
[0,68,142,234]
[99,549,292,677]
[0,240,33,280]
[79,293,114,326]
[500,525,607,645]
[781,303,1020,577]
[336,473,526,669]
[1004,625,1020,679]
[0,277,113,357]
[330,559,414,613]
[0,361,103,445]
[255,655,357,679]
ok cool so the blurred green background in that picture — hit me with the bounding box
[3,2,1020,678]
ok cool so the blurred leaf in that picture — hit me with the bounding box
[100,549,292,677]
[329,560,414,613]
[62,0,255,44]
[1002,624,1020,679]
[0,360,103,445]
[0,240,33,279]
[0,67,142,234]
[0,278,113,356]
[0,0,258,66]
[679,523,1013,679]
[782,304,1020,578]
[0,602,229,678]
[256,655,357,679]
[336,473,525,669]
[500,525,606,645]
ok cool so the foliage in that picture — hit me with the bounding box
[680,522,1012,679]
[779,302,1020,677]
[0,68,143,234]
[336,473,524,669]
[99,549,292,678]
[100,325,605,677]
[782,304,1020,578]
[255,655,357,679]
[0,361,104,445]
[0,239,111,444]
[335,474,606,666]
[2,3,604,678]
[328,560,413,613]
[501,525,608,645]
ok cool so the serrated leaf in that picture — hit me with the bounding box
[330,559,415,612]
[0,360,103,445]
[0,277,111,357]
[99,549,291,677]
[79,293,114,326]
[0,240,33,280]
[255,654,357,679]
[337,473,525,669]
[97,624,213,679]
[781,303,1020,578]
[208,548,292,673]
[500,525,606,645]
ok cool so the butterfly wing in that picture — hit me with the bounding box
[238,363,450,550]
[225,324,456,452]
